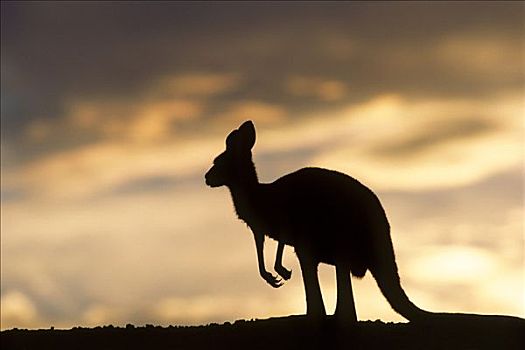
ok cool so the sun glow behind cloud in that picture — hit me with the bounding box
[1,2,524,329]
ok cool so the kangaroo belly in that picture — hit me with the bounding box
[293,213,374,269]
[268,167,389,274]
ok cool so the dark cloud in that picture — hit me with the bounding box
[2,1,523,144]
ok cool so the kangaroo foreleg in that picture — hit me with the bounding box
[274,241,292,280]
[253,231,283,288]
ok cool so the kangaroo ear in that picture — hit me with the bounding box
[237,120,256,150]
[225,129,239,149]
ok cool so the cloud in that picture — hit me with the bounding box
[376,167,524,317]
[435,33,524,79]
[246,92,522,192]
[1,2,523,330]
[213,100,287,126]
[285,76,347,101]
[1,134,221,201]
[370,117,494,159]
[1,291,40,328]
[402,244,523,316]
[310,94,522,191]
[1,183,305,328]
[7,71,242,167]
[81,304,126,327]
[407,246,500,285]
[3,2,523,149]
[25,98,203,145]
[5,89,521,205]
[22,73,239,145]
[154,73,240,97]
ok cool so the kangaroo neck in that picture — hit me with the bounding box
[228,172,262,224]
[229,177,260,207]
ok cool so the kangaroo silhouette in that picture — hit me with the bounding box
[205,120,431,322]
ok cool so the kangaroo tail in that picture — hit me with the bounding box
[370,262,432,322]
[371,263,525,330]
[367,220,432,322]
[366,217,524,325]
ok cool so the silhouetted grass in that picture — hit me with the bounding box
[2,314,524,350]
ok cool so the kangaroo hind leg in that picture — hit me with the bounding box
[334,265,358,323]
[298,255,326,319]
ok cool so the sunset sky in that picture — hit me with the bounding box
[1,1,524,329]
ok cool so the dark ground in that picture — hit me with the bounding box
[2,314,524,350]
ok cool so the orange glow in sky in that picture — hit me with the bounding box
[1,2,523,329]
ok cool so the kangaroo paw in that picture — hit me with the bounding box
[275,265,292,280]
[261,271,283,288]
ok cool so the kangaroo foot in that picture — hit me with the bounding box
[306,303,327,319]
[334,307,358,325]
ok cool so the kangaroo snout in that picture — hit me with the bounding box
[205,168,220,188]
[204,170,213,187]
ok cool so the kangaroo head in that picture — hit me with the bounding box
[205,120,257,188]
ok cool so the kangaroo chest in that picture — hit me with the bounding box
[230,187,278,234]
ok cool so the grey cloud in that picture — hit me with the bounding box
[255,143,335,182]
[371,117,495,159]
[378,166,524,249]
[2,2,523,145]
[109,175,194,196]
[0,188,27,203]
